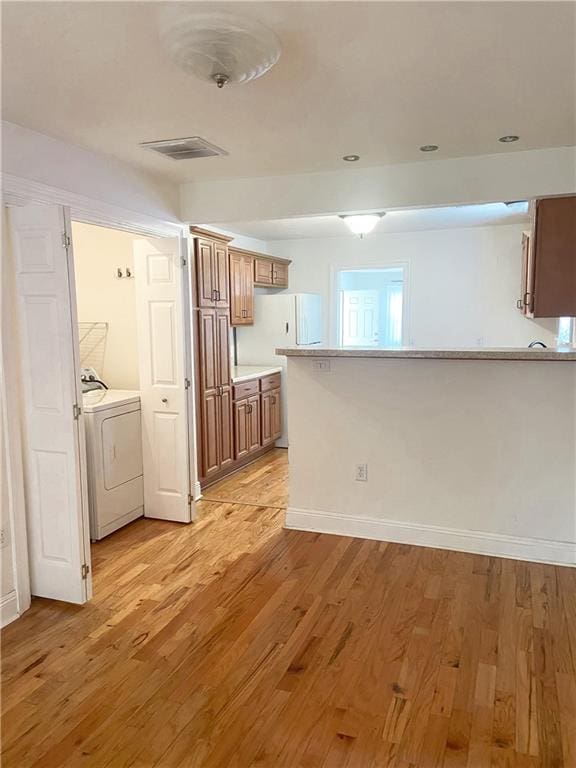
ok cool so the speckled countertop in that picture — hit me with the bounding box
[231,365,283,383]
[275,347,576,361]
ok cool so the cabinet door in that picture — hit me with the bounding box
[261,391,273,447]
[242,254,254,323]
[270,388,282,440]
[219,386,235,469]
[247,395,261,453]
[234,399,249,460]
[216,310,231,387]
[196,239,215,307]
[229,251,244,325]
[214,241,230,308]
[532,196,576,317]
[272,261,288,288]
[198,310,218,392]
[201,392,220,477]
[254,258,273,285]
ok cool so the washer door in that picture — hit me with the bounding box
[101,410,143,490]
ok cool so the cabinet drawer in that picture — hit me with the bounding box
[233,379,260,400]
[260,372,281,393]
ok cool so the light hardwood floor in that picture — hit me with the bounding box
[1,449,575,767]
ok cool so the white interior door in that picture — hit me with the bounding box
[9,204,91,603]
[134,237,192,523]
[341,290,379,346]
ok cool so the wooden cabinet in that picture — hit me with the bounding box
[233,392,261,460]
[518,196,576,318]
[254,256,291,288]
[261,388,281,447]
[197,308,233,479]
[229,249,254,325]
[193,233,231,309]
[272,261,288,288]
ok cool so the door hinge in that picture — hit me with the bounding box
[184,377,191,389]
[188,493,193,505]
[181,256,187,267]
[81,563,90,580]
[62,233,71,249]
[73,403,82,420]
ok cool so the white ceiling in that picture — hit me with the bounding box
[214,202,530,241]
[3,2,575,184]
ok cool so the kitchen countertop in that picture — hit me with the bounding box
[231,365,283,383]
[275,346,576,361]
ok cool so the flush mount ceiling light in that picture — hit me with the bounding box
[342,154,360,162]
[159,11,281,88]
[498,135,520,143]
[340,213,385,238]
[419,144,439,152]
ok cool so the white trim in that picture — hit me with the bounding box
[1,591,20,628]
[1,173,184,238]
[193,481,203,501]
[285,507,576,567]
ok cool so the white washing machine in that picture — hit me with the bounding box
[83,389,144,540]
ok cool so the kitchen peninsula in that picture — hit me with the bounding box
[278,346,576,565]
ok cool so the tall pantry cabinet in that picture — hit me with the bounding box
[192,229,234,481]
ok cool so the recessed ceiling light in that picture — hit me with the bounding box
[498,135,520,143]
[419,144,439,152]
[342,154,360,162]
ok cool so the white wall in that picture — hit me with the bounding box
[72,222,141,390]
[286,356,576,564]
[272,224,558,348]
[2,122,180,224]
[181,146,576,223]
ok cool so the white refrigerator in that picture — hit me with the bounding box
[235,293,322,447]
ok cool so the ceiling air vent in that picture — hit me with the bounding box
[140,136,228,160]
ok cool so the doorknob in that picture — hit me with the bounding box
[161,397,168,403]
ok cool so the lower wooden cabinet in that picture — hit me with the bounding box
[234,394,261,460]
[201,387,234,479]
[261,388,281,447]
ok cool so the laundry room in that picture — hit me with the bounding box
[72,222,146,545]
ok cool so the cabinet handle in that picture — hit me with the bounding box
[524,292,531,309]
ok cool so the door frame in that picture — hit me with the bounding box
[330,262,411,348]
[2,172,198,620]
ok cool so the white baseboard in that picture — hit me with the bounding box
[1,591,20,628]
[285,508,576,567]
[193,480,203,501]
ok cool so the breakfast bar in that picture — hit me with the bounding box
[277,347,576,565]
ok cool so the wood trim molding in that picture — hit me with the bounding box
[189,226,234,243]
[285,508,576,567]
[1,172,184,238]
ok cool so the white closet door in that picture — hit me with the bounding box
[9,205,91,603]
[134,237,192,523]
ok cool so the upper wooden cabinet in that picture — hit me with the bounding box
[229,248,254,325]
[253,256,291,288]
[191,228,232,309]
[518,196,576,318]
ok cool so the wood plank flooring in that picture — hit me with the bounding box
[2,449,575,767]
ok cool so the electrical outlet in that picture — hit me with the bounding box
[355,463,368,482]
[312,359,331,372]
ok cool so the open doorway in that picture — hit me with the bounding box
[336,267,405,347]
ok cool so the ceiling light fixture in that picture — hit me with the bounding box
[340,213,385,238]
[498,135,520,143]
[419,144,439,152]
[342,154,360,162]
[159,11,281,88]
